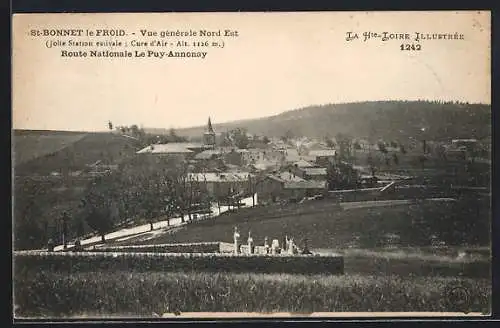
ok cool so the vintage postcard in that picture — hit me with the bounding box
[12,11,491,319]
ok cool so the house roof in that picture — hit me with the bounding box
[302,167,327,175]
[293,160,315,168]
[305,142,329,151]
[284,180,327,189]
[352,164,370,174]
[252,160,279,171]
[187,172,253,182]
[194,149,222,160]
[284,148,301,162]
[309,149,337,157]
[268,171,305,183]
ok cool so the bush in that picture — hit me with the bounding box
[93,242,221,254]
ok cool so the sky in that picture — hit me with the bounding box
[13,11,490,132]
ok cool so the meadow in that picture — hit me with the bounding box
[131,197,490,250]
[14,270,490,318]
[13,130,87,166]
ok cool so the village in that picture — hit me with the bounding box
[33,115,490,253]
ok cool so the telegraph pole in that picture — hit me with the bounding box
[61,212,69,250]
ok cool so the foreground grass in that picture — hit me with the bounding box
[14,270,490,318]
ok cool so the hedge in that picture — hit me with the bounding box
[13,251,344,275]
[91,242,221,254]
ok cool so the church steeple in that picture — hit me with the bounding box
[203,116,216,148]
[207,117,214,134]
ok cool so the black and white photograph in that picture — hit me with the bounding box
[12,11,491,319]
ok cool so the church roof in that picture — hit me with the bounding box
[136,142,203,154]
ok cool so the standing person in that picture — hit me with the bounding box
[282,235,288,253]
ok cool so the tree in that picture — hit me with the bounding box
[262,136,270,144]
[335,133,353,160]
[400,145,407,154]
[129,124,147,141]
[70,214,86,239]
[15,193,45,249]
[230,128,249,149]
[118,160,185,229]
[326,161,360,190]
[14,179,50,250]
[367,153,377,176]
[167,163,196,223]
[80,195,115,243]
[281,129,294,143]
[219,132,232,147]
[325,137,336,149]
[168,128,188,143]
[130,124,139,135]
[377,141,388,154]
[138,176,163,230]
[80,175,121,242]
[392,153,399,165]
[418,154,427,169]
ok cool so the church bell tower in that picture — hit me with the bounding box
[203,117,216,149]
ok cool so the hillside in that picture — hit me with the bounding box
[173,101,491,142]
[131,194,490,250]
[13,131,143,175]
[13,130,88,166]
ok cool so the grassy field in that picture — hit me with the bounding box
[14,270,490,318]
[131,197,490,250]
[14,131,141,175]
[13,130,88,166]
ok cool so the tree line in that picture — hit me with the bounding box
[109,121,188,145]
[72,158,256,244]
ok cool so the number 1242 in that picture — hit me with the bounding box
[400,44,422,51]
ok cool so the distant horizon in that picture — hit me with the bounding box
[12,99,491,134]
